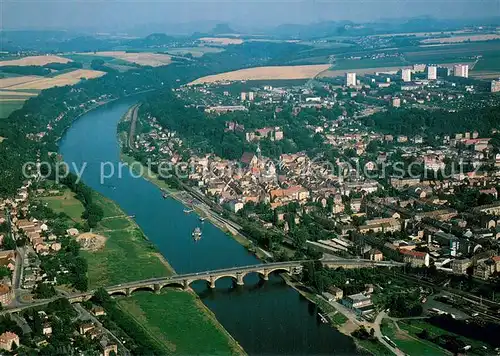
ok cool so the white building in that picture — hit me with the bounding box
[401,68,412,82]
[248,91,255,101]
[241,92,247,101]
[491,80,500,93]
[454,64,469,78]
[346,72,357,87]
[427,66,437,80]
[392,97,401,108]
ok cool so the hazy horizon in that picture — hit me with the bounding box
[2,0,500,34]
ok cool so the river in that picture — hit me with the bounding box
[59,98,360,355]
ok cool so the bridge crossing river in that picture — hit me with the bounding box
[57,98,374,355]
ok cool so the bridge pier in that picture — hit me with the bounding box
[261,270,269,281]
[154,284,161,294]
[183,280,190,290]
[209,276,216,289]
[236,273,245,286]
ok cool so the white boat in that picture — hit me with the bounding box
[192,227,202,240]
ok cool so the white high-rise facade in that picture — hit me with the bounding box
[454,64,469,78]
[401,68,412,82]
[346,72,357,86]
[427,66,437,80]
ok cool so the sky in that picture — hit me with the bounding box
[2,0,499,33]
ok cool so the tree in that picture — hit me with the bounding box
[33,282,57,299]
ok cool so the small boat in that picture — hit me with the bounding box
[162,193,168,199]
[183,208,193,214]
[318,313,328,324]
[199,217,206,222]
[129,214,136,219]
[192,227,202,240]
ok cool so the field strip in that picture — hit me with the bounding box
[0,55,72,66]
[188,64,331,85]
[76,51,172,67]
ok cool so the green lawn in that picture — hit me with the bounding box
[381,319,449,356]
[117,290,244,355]
[356,338,393,356]
[39,190,86,223]
[399,319,490,353]
[93,193,124,218]
[98,216,132,230]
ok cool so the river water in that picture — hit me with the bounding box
[59,98,360,355]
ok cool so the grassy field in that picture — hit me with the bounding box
[381,319,449,355]
[117,290,244,355]
[166,46,224,58]
[83,193,173,289]
[39,189,86,223]
[76,51,172,67]
[0,100,25,118]
[356,338,394,356]
[399,319,490,353]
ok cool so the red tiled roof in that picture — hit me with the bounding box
[399,249,427,259]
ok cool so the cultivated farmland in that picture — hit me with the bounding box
[77,51,172,67]
[188,64,331,85]
[1,69,106,90]
[0,55,72,66]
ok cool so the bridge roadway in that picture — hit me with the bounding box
[4,258,403,313]
[71,258,403,302]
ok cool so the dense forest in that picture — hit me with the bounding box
[364,104,500,137]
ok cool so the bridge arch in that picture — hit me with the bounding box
[108,290,127,297]
[129,285,155,295]
[212,274,239,284]
[160,281,187,290]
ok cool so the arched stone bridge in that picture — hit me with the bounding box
[68,258,403,302]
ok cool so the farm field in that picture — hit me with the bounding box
[189,64,331,85]
[77,51,172,67]
[117,290,244,355]
[421,34,500,44]
[0,69,106,90]
[166,46,224,57]
[39,189,86,223]
[0,55,72,66]
[0,100,25,118]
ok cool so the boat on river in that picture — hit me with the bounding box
[192,227,202,240]
[184,208,193,214]
[199,217,206,222]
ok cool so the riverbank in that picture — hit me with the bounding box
[281,274,392,356]
[118,105,270,260]
[79,191,246,354]
[86,192,175,288]
[117,289,244,354]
